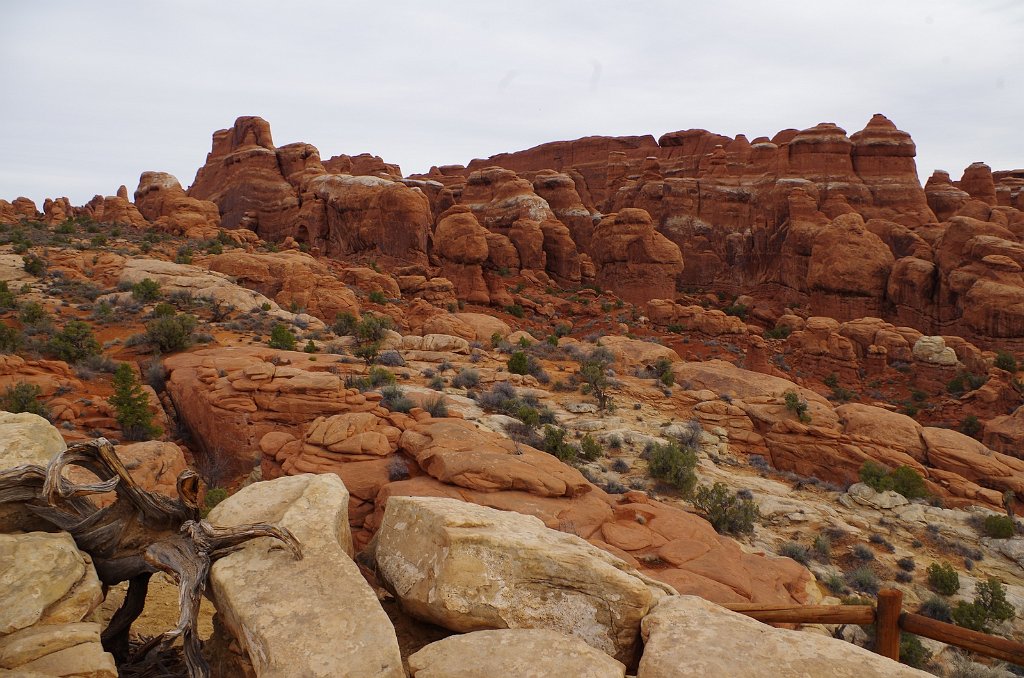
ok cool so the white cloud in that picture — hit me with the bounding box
[1,0,1021,206]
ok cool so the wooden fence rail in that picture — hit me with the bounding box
[724,588,1024,667]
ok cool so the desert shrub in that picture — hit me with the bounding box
[376,350,405,367]
[692,482,759,535]
[174,245,193,264]
[918,595,952,622]
[960,415,982,437]
[852,544,875,560]
[994,351,1018,373]
[368,290,388,304]
[763,325,791,340]
[505,304,525,318]
[890,465,928,499]
[779,542,811,565]
[579,434,602,462]
[387,456,410,481]
[22,253,46,277]
[507,351,530,375]
[303,339,318,353]
[18,301,48,326]
[368,366,396,387]
[579,346,614,411]
[0,382,49,418]
[423,395,448,418]
[48,321,100,363]
[356,313,392,343]
[202,487,228,518]
[845,566,880,594]
[951,578,1015,632]
[611,458,630,473]
[860,460,892,492]
[813,534,832,562]
[428,375,444,390]
[353,341,381,365]
[897,557,916,572]
[898,633,932,670]
[451,368,479,389]
[379,384,413,413]
[332,312,357,336]
[859,461,927,499]
[131,278,161,302]
[144,360,167,393]
[822,573,845,594]
[109,362,160,441]
[926,561,960,595]
[541,425,577,463]
[146,313,197,353]
[152,302,176,318]
[0,324,23,354]
[982,514,1016,539]
[723,303,747,319]
[0,281,16,309]
[645,441,698,495]
[783,390,811,423]
[267,323,296,350]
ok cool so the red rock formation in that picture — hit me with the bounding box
[590,209,683,303]
[78,193,148,228]
[0,197,39,224]
[926,170,971,221]
[958,162,998,205]
[431,206,491,304]
[457,167,581,285]
[207,250,360,322]
[134,172,222,238]
[188,116,431,262]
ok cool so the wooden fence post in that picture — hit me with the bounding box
[876,588,903,661]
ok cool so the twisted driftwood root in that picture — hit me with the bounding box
[0,438,302,678]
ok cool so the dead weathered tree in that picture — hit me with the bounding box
[0,438,302,678]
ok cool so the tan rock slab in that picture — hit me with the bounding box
[373,496,668,664]
[408,629,626,677]
[209,474,402,678]
[638,595,930,677]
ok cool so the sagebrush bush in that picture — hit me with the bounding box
[379,384,413,413]
[423,396,448,418]
[451,368,479,389]
[131,278,161,302]
[926,561,960,595]
[951,578,1015,632]
[146,313,197,353]
[645,441,698,495]
[779,542,811,565]
[0,382,49,418]
[845,566,880,594]
[692,482,759,535]
[982,514,1016,539]
[48,320,100,363]
[268,323,296,350]
[541,425,577,463]
[859,460,928,499]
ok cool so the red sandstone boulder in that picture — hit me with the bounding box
[207,250,360,322]
[590,208,683,303]
[135,171,222,238]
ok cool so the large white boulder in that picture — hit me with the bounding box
[638,595,931,677]
[372,496,673,664]
[208,474,402,677]
[0,531,114,677]
[408,628,626,677]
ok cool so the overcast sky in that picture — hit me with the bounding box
[1,0,1021,207]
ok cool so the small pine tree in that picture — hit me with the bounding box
[109,363,160,441]
[268,323,296,350]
